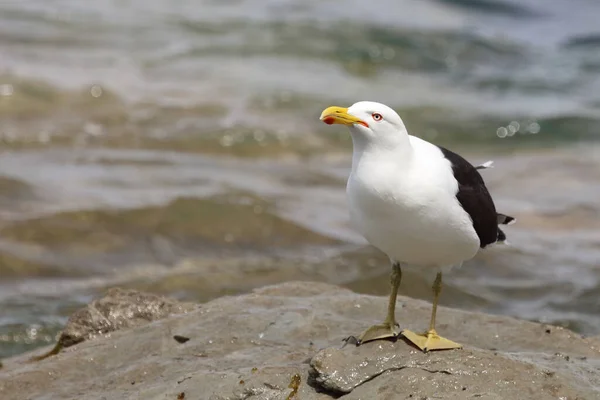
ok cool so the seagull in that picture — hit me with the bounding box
[319,101,514,352]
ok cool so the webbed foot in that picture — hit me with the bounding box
[402,329,462,352]
[357,322,400,345]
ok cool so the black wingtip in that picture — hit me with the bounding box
[497,213,516,225]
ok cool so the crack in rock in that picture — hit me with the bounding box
[312,363,453,396]
[355,366,452,390]
[309,341,503,395]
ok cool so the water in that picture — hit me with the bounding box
[1,0,600,358]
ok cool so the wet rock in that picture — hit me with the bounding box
[0,175,37,205]
[0,193,338,251]
[310,342,589,399]
[60,288,195,345]
[30,288,196,360]
[0,194,339,272]
[1,282,599,400]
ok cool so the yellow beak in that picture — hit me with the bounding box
[319,106,369,127]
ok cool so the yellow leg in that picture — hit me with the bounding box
[357,263,402,344]
[402,272,462,352]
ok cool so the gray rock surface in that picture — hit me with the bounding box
[1,282,599,400]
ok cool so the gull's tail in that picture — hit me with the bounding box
[496,213,515,244]
[497,213,515,225]
[478,160,515,244]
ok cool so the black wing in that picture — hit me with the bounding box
[437,146,503,248]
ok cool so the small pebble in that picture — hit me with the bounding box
[173,335,190,344]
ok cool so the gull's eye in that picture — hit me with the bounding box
[372,113,383,121]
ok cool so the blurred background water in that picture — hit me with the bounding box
[1,0,599,359]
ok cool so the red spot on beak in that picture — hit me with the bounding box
[358,121,369,128]
[323,116,336,125]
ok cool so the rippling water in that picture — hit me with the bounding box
[1,0,600,358]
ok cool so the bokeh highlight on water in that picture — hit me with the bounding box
[1,0,600,358]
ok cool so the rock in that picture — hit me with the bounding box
[58,288,196,345]
[30,288,196,360]
[310,343,594,399]
[1,282,599,400]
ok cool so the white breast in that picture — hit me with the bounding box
[346,136,480,268]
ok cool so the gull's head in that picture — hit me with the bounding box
[319,101,408,148]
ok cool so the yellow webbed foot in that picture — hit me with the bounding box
[402,329,462,352]
[357,322,400,345]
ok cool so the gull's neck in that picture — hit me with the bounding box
[349,128,413,174]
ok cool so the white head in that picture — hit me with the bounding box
[319,101,409,151]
